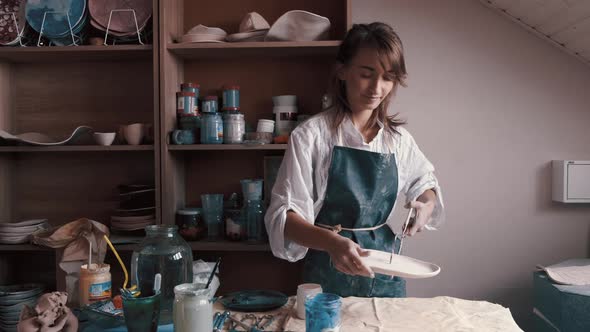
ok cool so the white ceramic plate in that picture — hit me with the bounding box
[0,126,92,146]
[361,249,441,279]
[0,219,47,228]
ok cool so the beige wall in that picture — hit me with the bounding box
[352,0,590,329]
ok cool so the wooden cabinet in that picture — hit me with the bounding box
[0,0,350,296]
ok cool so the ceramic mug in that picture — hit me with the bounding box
[172,130,195,145]
[297,283,322,319]
[124,123,144,145]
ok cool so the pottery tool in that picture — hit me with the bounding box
[205,257,221,290]
[104,235,140,297]
[153,273,161,294]
[88,240,92,267]
[395,207,414,260]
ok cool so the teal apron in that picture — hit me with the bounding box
[303,130,405,297]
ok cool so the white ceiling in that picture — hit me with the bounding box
[478,0,590,65]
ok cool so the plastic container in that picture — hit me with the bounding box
[305,293,342,332]
[181,82,200,113]
[200,112,223,144]
[202,96,218,113]
[79,263,112,306]
[272,95,297,106]
[273,105,298,136]
[223,112,245,144]
[222,85,240,110]
[176,92,197,117]
[130,225,193,324]
[173,283,212,332]
[256,119,275,133]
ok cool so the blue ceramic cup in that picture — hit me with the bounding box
[171,130,195,145]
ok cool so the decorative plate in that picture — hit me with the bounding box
[220,290,288,312]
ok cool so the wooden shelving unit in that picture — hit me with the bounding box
[160,0,350,294]
[0,0,350,295]
[168,144,287,151]
[0,1,161,289]
[0,145,155,152]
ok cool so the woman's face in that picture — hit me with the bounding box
[338,47,396,114]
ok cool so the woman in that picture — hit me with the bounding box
[264,22,445,298]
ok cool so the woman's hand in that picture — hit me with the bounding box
[405,191,436,236]
[326,235,375,278]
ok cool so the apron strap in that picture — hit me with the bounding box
[316,221,388,234]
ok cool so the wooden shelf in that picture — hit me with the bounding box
[0,45,153,63]
[0,145,155,152]
[0,244,52,251]
[189,240,270,251]
[167,41,340,59]
[168,144,287,151]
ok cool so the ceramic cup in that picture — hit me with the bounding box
[124,123,144,145]
[171,130,195,145]
[296,283,322,319]
[93,132,116,146]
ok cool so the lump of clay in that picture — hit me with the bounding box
[17,292,78,332]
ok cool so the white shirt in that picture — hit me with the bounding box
[264,111,445,262]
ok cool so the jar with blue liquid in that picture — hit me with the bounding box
[305,293,342,332]
[200,112,223,144]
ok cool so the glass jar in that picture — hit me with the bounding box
[240,179,266,242]
[200,112,223,144]
[202,96,218,113]
[176,208,205,241]
[223,112,245,144]
[173,283,212,332]
[181,82,200,114]
[131,225,193,324]
[305,293,342,332]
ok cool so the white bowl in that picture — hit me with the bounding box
[93,132,116,146]
[272,95,297,106]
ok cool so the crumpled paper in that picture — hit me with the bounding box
[32,218,109,305]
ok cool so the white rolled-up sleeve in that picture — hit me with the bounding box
[264,129,316,262]
[400,132,445,230]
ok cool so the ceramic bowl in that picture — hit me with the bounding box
[272,95,297,106]
[93,132,116,146]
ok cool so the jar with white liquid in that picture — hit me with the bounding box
[173,283,212,332]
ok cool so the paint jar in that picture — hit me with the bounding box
[222,85,240,110]
[202,96,218,113]
[200,112,223,144]
[223,112,245,144]
[176,91,197,117]
[256,119,275,133]
[79,263,112,306]
[181,82,200,114]
[305,293,342,332]
[173,283,212,332]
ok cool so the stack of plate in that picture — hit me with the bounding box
[25,0,88,46]
[88,0,151,42]
[0,284,44,332]
[110,184,155,233]
[0,0,27,46]
[0,219,49,245]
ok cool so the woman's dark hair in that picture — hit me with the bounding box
[327,22,408,133]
